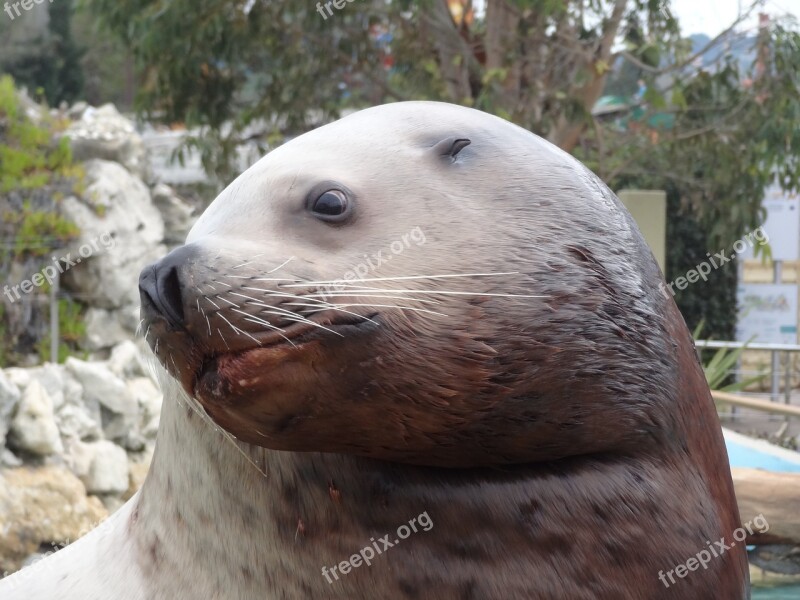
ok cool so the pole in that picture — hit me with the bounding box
[50,270,59,364]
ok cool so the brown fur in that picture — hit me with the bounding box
[131,101,749,598]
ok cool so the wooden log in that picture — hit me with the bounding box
[713,390,800,418]
[731,468,800,545]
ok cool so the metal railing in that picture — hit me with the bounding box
[694,339,800,407]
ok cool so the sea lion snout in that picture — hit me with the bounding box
[139,244,200,330]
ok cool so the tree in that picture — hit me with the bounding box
[85,0,800,340]
[0,0,85,105]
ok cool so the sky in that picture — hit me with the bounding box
[469,1,800,37]
[671,0,800,36]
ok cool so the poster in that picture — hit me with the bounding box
[736,284,799,344]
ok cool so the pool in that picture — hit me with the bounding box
[752,583,800,599]
[724,429,800,473]
[724,430,800,597]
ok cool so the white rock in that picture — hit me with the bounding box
[64,358,136,416]
[80,440,130,495]
[107,341,147,379]
[82,308,134,352]
[0,370,22,448]
[56,403,103,441]
[63,373,84,406]
[9,381,63,456]
[65,104,149,176]
[4,368,31,390]
[62,437,94,481]
[1,447,22,467]
[59,159,166,310]
[26,364,66,411]
[127,377,162,419]
[152,183,195,244]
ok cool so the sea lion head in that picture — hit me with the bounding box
[140,101,685,467]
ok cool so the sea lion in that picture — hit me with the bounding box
[0,101,749,599]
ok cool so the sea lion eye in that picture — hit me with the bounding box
[313,190,347,215]
[308,187,353,222]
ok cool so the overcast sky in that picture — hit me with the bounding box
[467,1,800,37]
[671,0,800,36]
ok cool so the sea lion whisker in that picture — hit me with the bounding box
[217,295,241,308]
[204,297,221,310]
[280,272,521,286]
[239,286,325,301]
[224,276,298,282]
[229,307,291,336]
[311,288,547,300]
[328,303,449,317]
[256,313,345,337]
[218,313,261,345]
[243,302,330,328]
[238,287,337,307]
[240,317,300,346]
[300,291,443,305]
[217,328,230,351]
[267,256,295,274]
[281,302,379,323]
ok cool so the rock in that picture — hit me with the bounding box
[63,373,84,406]
[66,101,89,120]
[0,371,22,449]
[127,377,162,420]
[3,368,31,390]
[64,104,149,177]
[0,466,108,575]
[56,402,103,442]
[64,358,135,416]
[62,437,94,482]
[152,183,195,244]
[25,364,66,411]
[124,459,152,501]
[107,341,148,379]
[1,448,22,468]
[79,440,130,495]
[59,159,166,310]
[8,381,63,457]
[82,308,134,352]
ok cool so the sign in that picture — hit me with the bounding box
[740,186,800,261]
[736,284,799,344]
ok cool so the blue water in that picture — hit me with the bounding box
[752,584,800,599]
[726,437,800,597]
[725,440,800,473]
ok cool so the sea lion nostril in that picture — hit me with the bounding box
[139,244,198,329]
[157,265,185,324]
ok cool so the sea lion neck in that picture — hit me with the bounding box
[126,371,734,600]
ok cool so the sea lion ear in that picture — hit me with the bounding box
[431,137,471,162]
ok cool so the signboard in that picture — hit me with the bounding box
[736,284,799,344]
[740,186,800,261]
